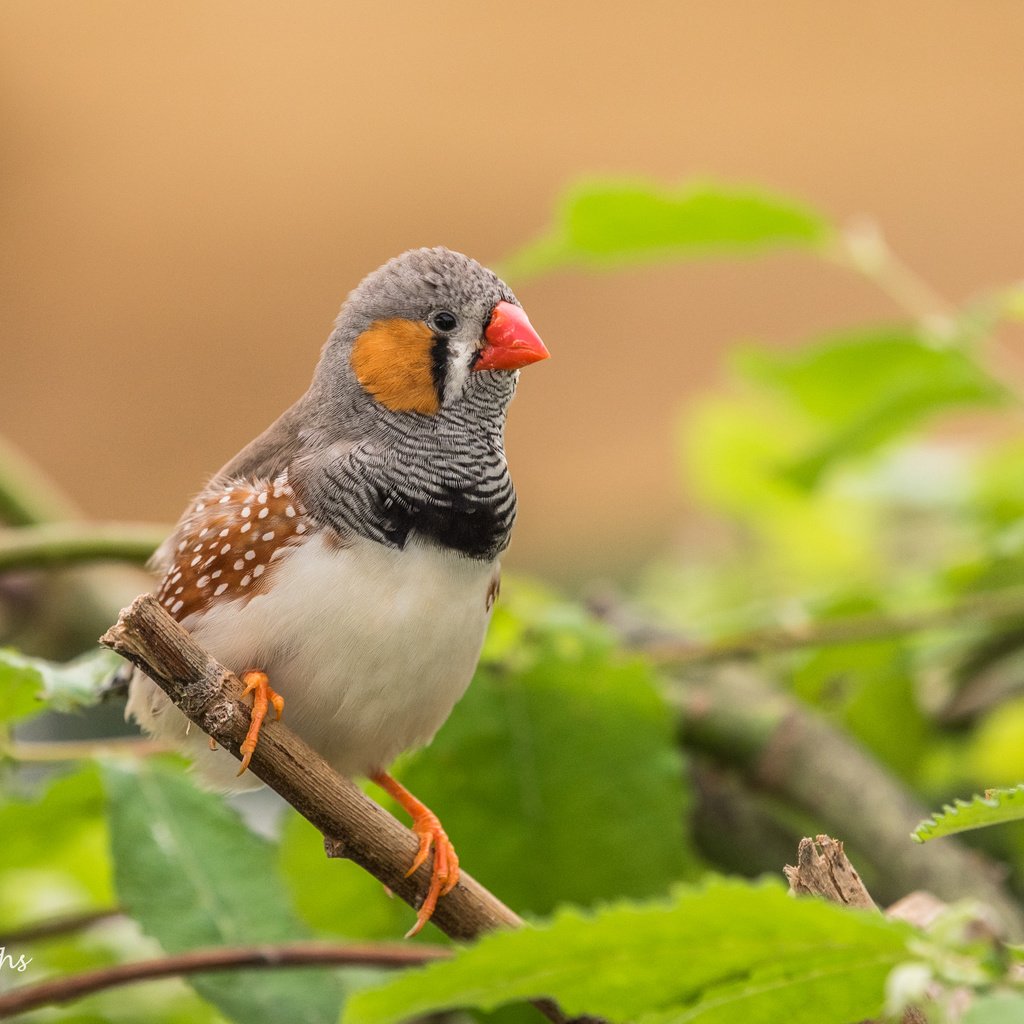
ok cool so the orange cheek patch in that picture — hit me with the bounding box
[350,318,440,415]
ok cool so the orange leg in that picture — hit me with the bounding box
[371,772,460,937]
[236,670,285,776]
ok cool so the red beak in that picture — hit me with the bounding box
[474,301,550,372]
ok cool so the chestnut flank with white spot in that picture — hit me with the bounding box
[155,476,310,621]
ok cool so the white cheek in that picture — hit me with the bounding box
[442,336,477,403]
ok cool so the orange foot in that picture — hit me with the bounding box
[236,670,285,775]
[371,772,460,937]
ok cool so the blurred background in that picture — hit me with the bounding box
[7,6,1024,1022]
[4,1,1024,578]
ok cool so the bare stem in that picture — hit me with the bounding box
[1,736,171,762]
[645,585,1024,666]
[829,218,1024,402]
[0,908,123,946]
[829,219,957,332]
[0,522,166,574]
[0,940,448,1018]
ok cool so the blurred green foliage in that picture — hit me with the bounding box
[4,178,1024,1021]
[498,180,830,279]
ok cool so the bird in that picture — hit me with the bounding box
[124,247,549,935]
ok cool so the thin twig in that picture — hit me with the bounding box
[0,909,123,946]
[1,736,171,762]
[829,218,1024,403]
[830,219,957,333]
[645,585,1024,666]
[0,522,166,574]
[0,941,448,1018]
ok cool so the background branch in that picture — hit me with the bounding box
[1,736,170,762]
[0,522,166,574]
[0,940,448,1019]
[0,436,80,527]
[0,909,123,947]
[673,664,1024,935]
[0,436,151,656]
[644,585,1024,666]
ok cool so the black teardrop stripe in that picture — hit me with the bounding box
[430,333,449,406]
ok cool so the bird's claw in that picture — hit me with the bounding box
[370,772,460,936]
[405,810,460,937]
[236,670,284,775]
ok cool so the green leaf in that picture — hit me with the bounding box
[344,878,910,1024]
[103,759,345,1024]
[913,785,1024,843]
[279,807,412,941]
[963,992,1024,1023]
[0,765,113,922]
[0,649,46,723]
[0,647,119,721]
[968,696,1024,786]
[681,393,879,585]
[283,582,697,939]
[736,326,1005,488]
[788,596,934,780]
[500,180,831,279]
[398,584,697,915]
[972,438,1024,530]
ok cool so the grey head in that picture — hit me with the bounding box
[302,247,546,433]
[292,247,549,560]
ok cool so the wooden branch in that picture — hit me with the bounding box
[100,595,587,1024]
[0,940,447,1018]
[101,594,521,941]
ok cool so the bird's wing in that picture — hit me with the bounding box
[153,473,311,623]
[149,400,311,575]
[212,399,310,485]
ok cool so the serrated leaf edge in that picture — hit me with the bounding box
[912,784,1024,843]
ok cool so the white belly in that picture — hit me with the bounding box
[127,534,498,790]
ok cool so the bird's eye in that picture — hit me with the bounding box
[432,310,458,333]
